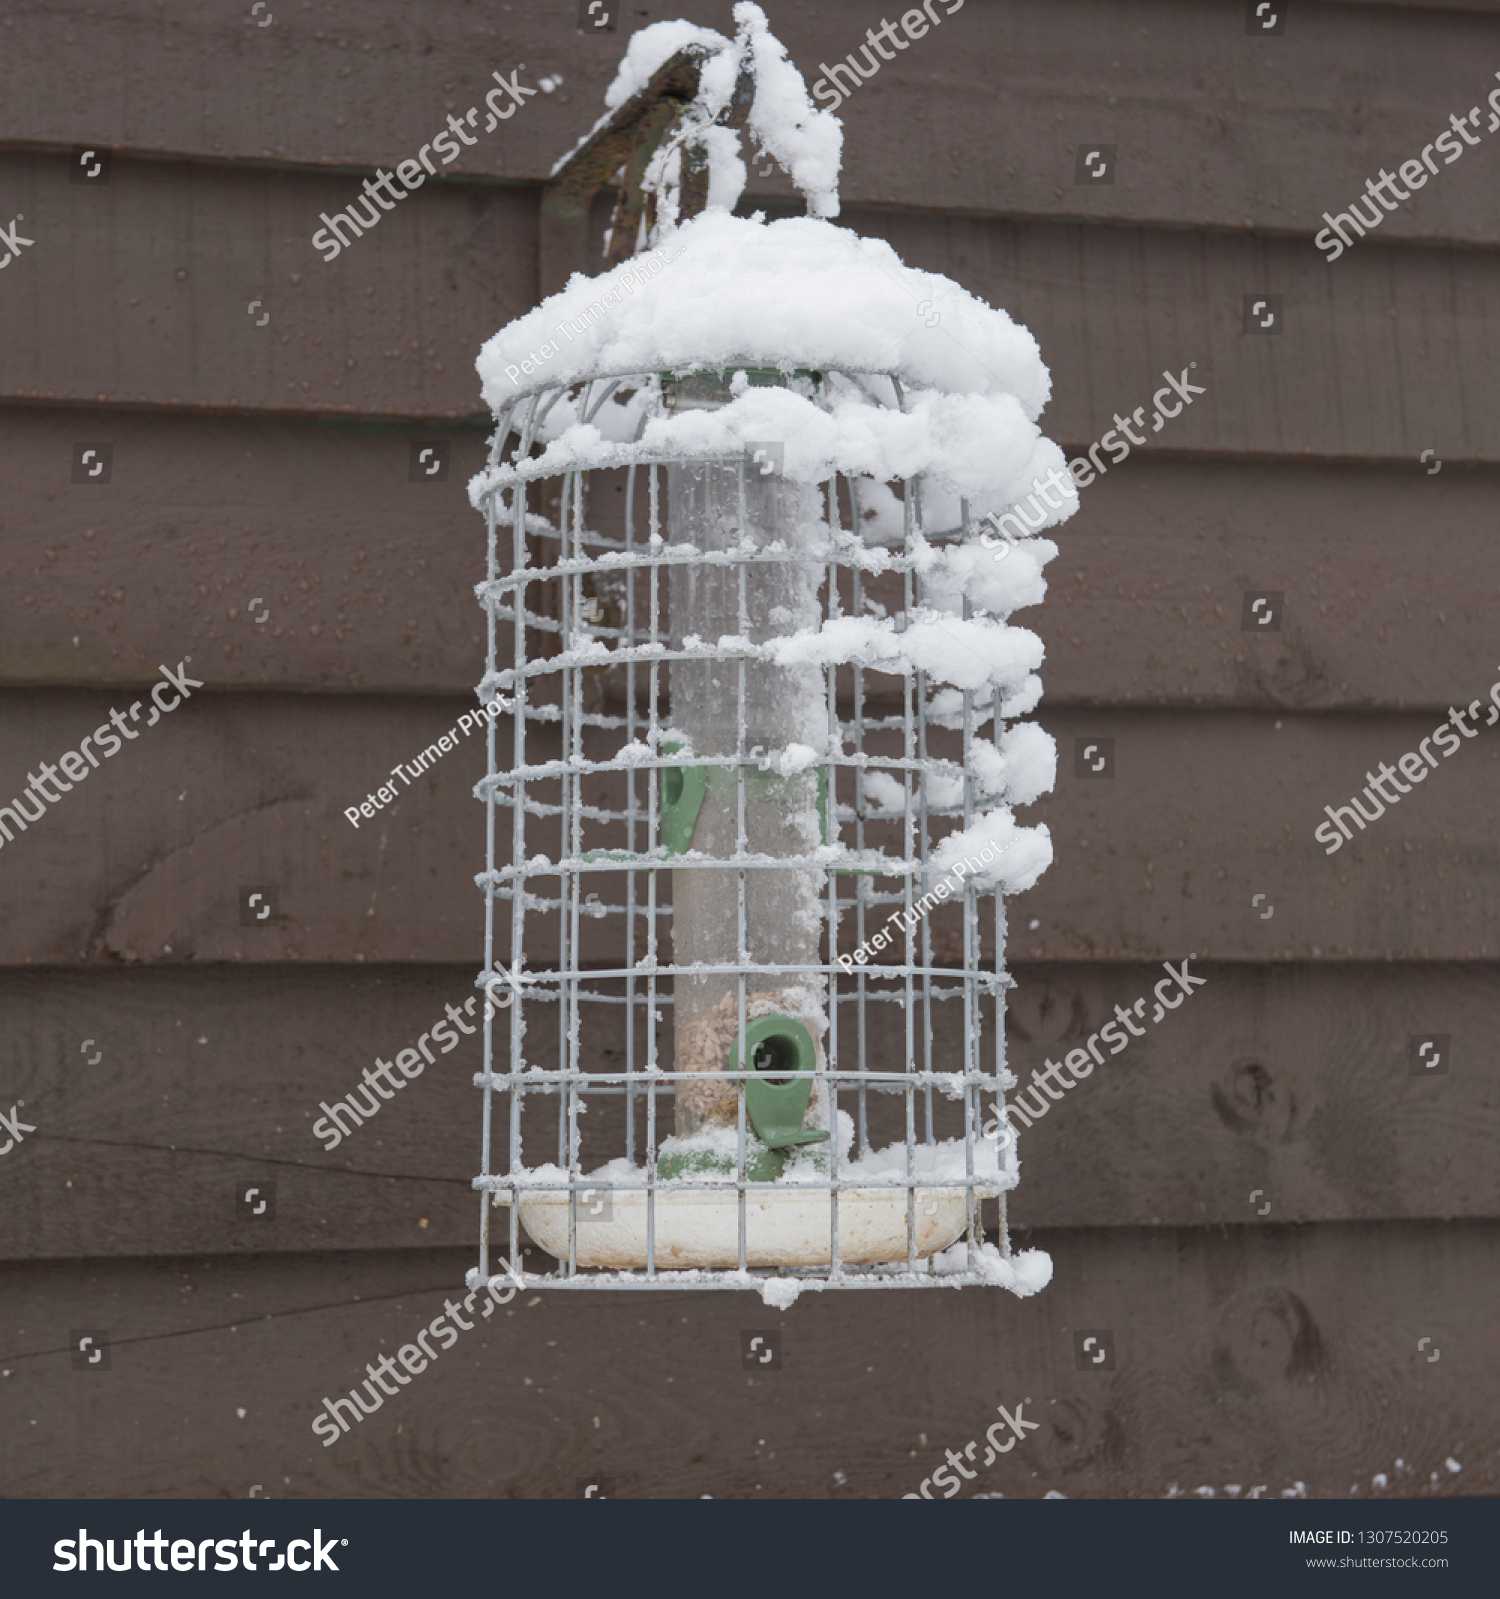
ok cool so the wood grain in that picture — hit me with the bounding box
[5,407,1497,709]
[0,150,534,418]
[999,960,1499,1230]
[0,408,495,692]
[0,960,1494,1261]
[0,1225,1492,1498]
[2,691,1497,966]
[3,0,1497,1508]
[1030,456,1500,710]
[853,205,1500,465]
[7,142,1500,464]
[4,0,1500,243]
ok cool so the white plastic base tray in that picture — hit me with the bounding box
[516,1185,980,1270]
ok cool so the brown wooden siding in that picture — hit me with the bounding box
[1,0,1495,1501]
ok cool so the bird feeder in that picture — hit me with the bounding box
[464,6,1069,1302]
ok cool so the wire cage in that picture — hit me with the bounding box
[463,362,1040,1299]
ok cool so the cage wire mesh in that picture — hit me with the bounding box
[464,364,1035,1298]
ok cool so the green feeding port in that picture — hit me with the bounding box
[736,1015,828,1153]
[657,1143,787,1184]
[659,742,708,856]
[654,750,874,870]
[580,742,706,865]
[655,1015,827,1185]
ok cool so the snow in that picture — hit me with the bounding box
[764,741,821,776]
[736,8,843,217]
[597,6,841,223]
[860,771,907,813]
[853,732,1051,818]
[475,210,1058,426]
[602,19,732,112]
[767,609,1043,703]
[759,1277,804,1310]
[518,1129,1014,1195]
[474,10,1069,1306]
[931,1241,1054,1297]
[476,333,1067,538]
[929,808,1054,896]
[986,723,1057,808]
[915,531,1058,621]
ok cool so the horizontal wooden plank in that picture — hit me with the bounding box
[0,967,482,1263]
[3,691,1499,966]
[1331,1,1500,12]
[8,142,1500,462]
[0,409,494,693]
[6,0,1500,246]
[1021,704,1500,963]
[1033,455,1500,710]
[857,207,1500,464]
[1,1223,1493,1497]
[1001,960,1500,1230]
[0,690,495,966]
[5,405,1494,708]
[0,151,534,419]
[1,693,1497,966]
[0,959,1494,1261]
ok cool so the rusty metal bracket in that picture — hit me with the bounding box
[539,48,758,297]
[540,47,705,297]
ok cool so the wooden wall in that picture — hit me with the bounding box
[1,0,1495,1499]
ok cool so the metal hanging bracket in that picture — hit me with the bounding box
[540,46,756,297]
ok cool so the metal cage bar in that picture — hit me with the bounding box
[471,369,1020,1293]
